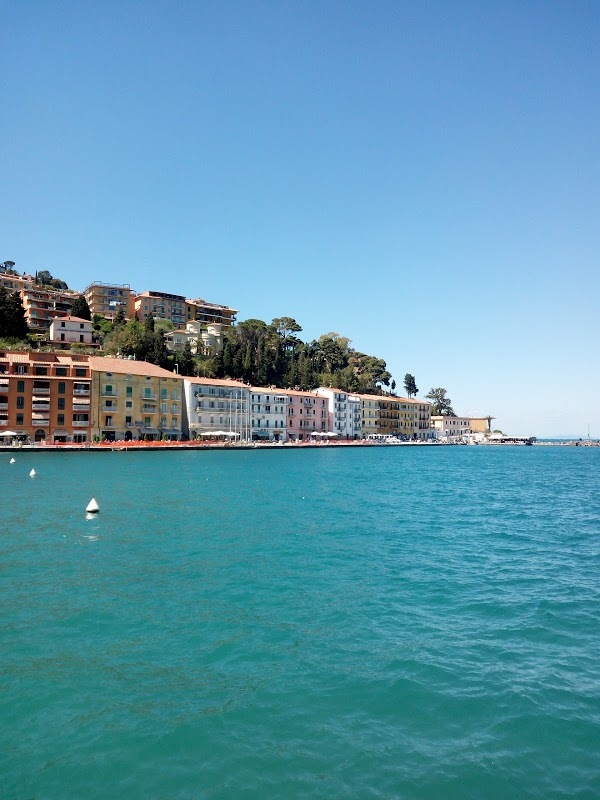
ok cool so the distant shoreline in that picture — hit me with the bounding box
[2,440,597,453]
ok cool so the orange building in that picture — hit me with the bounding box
[0,351,91,443]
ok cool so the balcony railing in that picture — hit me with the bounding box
[73,420,90,427]
[32,387,50,395]
[142,406,156,413]
[101,405,117,412]
[0,403,8,411]
[102,390,118,397]
[32,403,50,411]
[73,388,90,395]
[141,393,156,400]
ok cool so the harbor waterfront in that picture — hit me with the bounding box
[2,446,599,799]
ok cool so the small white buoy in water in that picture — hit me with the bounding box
[86,497,100,513]
[10,458,15,464]
[29,468,36,477]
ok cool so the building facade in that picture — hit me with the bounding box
[83,282,136,321]
[187,298,237,328]
[431,415,472,441]
[0,351,91,443]
[282,390,328,441]
[49,316,94,347]
[250,388,288,441]
[88,356,183,441]
[313,387,362,439]
[183,377,250,440]
[165,322,224,356]
[135,291,187,326]
[20,286,79,334]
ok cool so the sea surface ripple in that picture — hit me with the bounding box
[1,446,599,799]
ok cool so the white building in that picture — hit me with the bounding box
[431,415,471,442]
[313,387,362,439]
[165,322,224,356]
[250,387,288,441]
[49,316,93,346]
[183,377,250,440]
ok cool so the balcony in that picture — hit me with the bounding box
[32,387,50,395]
[0,403,8,411]
[73,387,90,395]
[0,419,10,425]
[141,393,156,401]
[73,420,90,427]
[32,402,50,411]
[101,404,117,412]
[142,406,157,414]
[0,380,9,390]
[102,389,118,397]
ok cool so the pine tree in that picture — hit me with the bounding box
[70,295,92,321]
[145,313,155,333]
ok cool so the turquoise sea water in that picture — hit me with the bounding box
[2,446,599,799]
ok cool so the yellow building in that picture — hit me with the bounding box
[89,357,184,441]
[469,416,493,433]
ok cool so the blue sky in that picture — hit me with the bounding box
[2,1,599,436]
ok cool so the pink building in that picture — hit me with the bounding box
[282,390,329,441]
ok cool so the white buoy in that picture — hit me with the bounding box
[86,497,100,513]
[29,468,36,477]
[10,458,15,464]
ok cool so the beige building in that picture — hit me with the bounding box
[135,291,187,326]
[20,286,79,333]
[89,356,184,441]
[357,394,431,439]
[183,377,250,440]
[187,298,237,328]
[165,322,224,356]
[83,282,136,320]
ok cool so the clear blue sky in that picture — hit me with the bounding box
[2,1,599,437]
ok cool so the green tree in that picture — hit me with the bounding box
[176,341,195,376]
[113,306,126,328]
[70,295,92,320]
[145,313,155,333]
[425,387,455,416]
[404,374,418,398]
[0,289,28,339]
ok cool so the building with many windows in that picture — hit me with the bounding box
[282,389,328,441]
[313,387,362,439]
[183,377,250,440]
[88,357,183,441]
[20,286,79,333]
[0,351,91,443]
[164,322,224,356]
[250,388,288,441]
[134,291,188,326]
[83,282,136,321]
[186,297,237,328]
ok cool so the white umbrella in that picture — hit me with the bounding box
[310,431,324,436]
[0,431,18,437]
[223,431,241,437]
[323,431,340,437]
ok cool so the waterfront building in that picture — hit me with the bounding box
[20,286,79,334]
[410,400,432,439]
[165,322,224,356]
[49,316,94,348]
[135,290,187,326]
[88,356,183,441]
[250,387,288,441]
[431,415,474,441]
[183,377,250,440]
[0,351,91,443]
[281,389,328,441]
[468,416,494,434]
[83,282,136,321]
[187,297,237,328]
[313,387,362,439]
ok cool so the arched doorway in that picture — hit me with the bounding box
[34,429,46,442]
[124,430,133,441]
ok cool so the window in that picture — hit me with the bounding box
[60,334,65,341]
[126,401,132,408]
[105,415,112,426]
[57,414,64,425]
[17,365,27,374]
[17,380,24,393]
[126,416,132,426]
[144,388,152,398]
[80,323,84,329]
[161,389,168,399]
[161,417,167,427]
[161,403,167,413]
[171,390,179,400]
[35,366,47,375]
[58,397,65,410]
[17,396,24,409]
[56,367,67,376]
[79,335,84,342]
[16,413,24,425]
[171,403,178,414]
[58,382,66,394]
[60,321,65,328]
[172,417,178,428]
[75,368,86,377]
[144,416,151,428]
[126,386,132,397]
